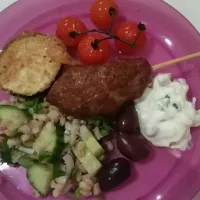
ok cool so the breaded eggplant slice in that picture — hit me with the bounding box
[0,32,75,96]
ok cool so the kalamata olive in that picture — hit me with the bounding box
[116,101,139,133]
[98,157,131,192]
[116,132,150,162]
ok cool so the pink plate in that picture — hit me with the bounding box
[0,0,200,200]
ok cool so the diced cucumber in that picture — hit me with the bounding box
[33,122,57,154]
[18,156,35,168]
[80,125,104,158]
[0,105,30,136]
[33,123,65,163]
[73,142,102,176]
[18,147,35,154]
[27,164,53,196]
[11,150,26,164]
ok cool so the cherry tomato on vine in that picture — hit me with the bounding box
[78,34,110,65]
[115,21,147,54]
[90,0,118,29]
[56,17,87,47]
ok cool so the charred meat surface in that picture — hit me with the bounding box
[47,58,152,117]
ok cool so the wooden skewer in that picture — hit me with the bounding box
[152,52,200,71]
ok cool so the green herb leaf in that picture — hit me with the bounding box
[52,124,66,179]
[0,139,13,164]
[11,150,26,164]
[71,167,78,177]
[98,117,114,136]
[24,96,43,114]
[38,152,52,163]
[53,163,65,179]
[18,155,35,169]
[75,188,82,198]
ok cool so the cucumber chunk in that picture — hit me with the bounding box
[27,164,53,196]
[33,123,65,163]
[18,156,35,168]
[33,122,57,154]
[80,125,104,158]
[73,141,102,176]
[0,105,29,136]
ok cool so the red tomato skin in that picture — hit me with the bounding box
[115,21,147,54]
[56,17,87,47]
[78,34,110,65]
[90,0,118,29]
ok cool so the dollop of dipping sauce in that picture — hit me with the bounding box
[135,74,200,150]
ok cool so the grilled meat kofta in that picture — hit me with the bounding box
[47,58,152,117]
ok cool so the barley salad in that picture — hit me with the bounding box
[0,95,114,198]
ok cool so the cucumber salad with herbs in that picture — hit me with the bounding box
[0,95,114,198]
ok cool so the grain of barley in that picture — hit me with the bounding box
[64,134,70,143]
[71,124,80,136]
[76,160,87,173]
[63,183,73,193]
[51,180,57,188]
[32,127,40,135]
[21,134,31,143]
[29,119,43,129]
[43,101,50,108]
[18,124,31,135]
[49,105,59,111]
[46,121,56,132]
[16,103,26,109]
[84,178,93,187]
[55,176,67,185]
[93,183,101,196]
[79,181,92,191]
[64,129,71,135]
[67,116,73,121]
[72,119,80,125]
[81,190,92,197]
[65,122,72,132]
[69,134,77,146]
[7,138,21,148]
[81,174,91,181]
[60,164,67,172]
[93,127,103,140]
[34,114,47,121]
[47,110,60,123]
[60,116,66,126]
[80,120,86,125]
[76,171,82,182]
[52,188,61,198]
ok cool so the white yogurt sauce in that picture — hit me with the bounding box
[135,74,200,150]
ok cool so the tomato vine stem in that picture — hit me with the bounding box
[68,7,146,50]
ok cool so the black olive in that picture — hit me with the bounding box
[116,132,150,162]
[116,101,139,134]
[98,157,131,192]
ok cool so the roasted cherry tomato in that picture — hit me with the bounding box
[78,34,110,65]
[90,0,118,29]
[56,17,87,47]
[115,21,147,54]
